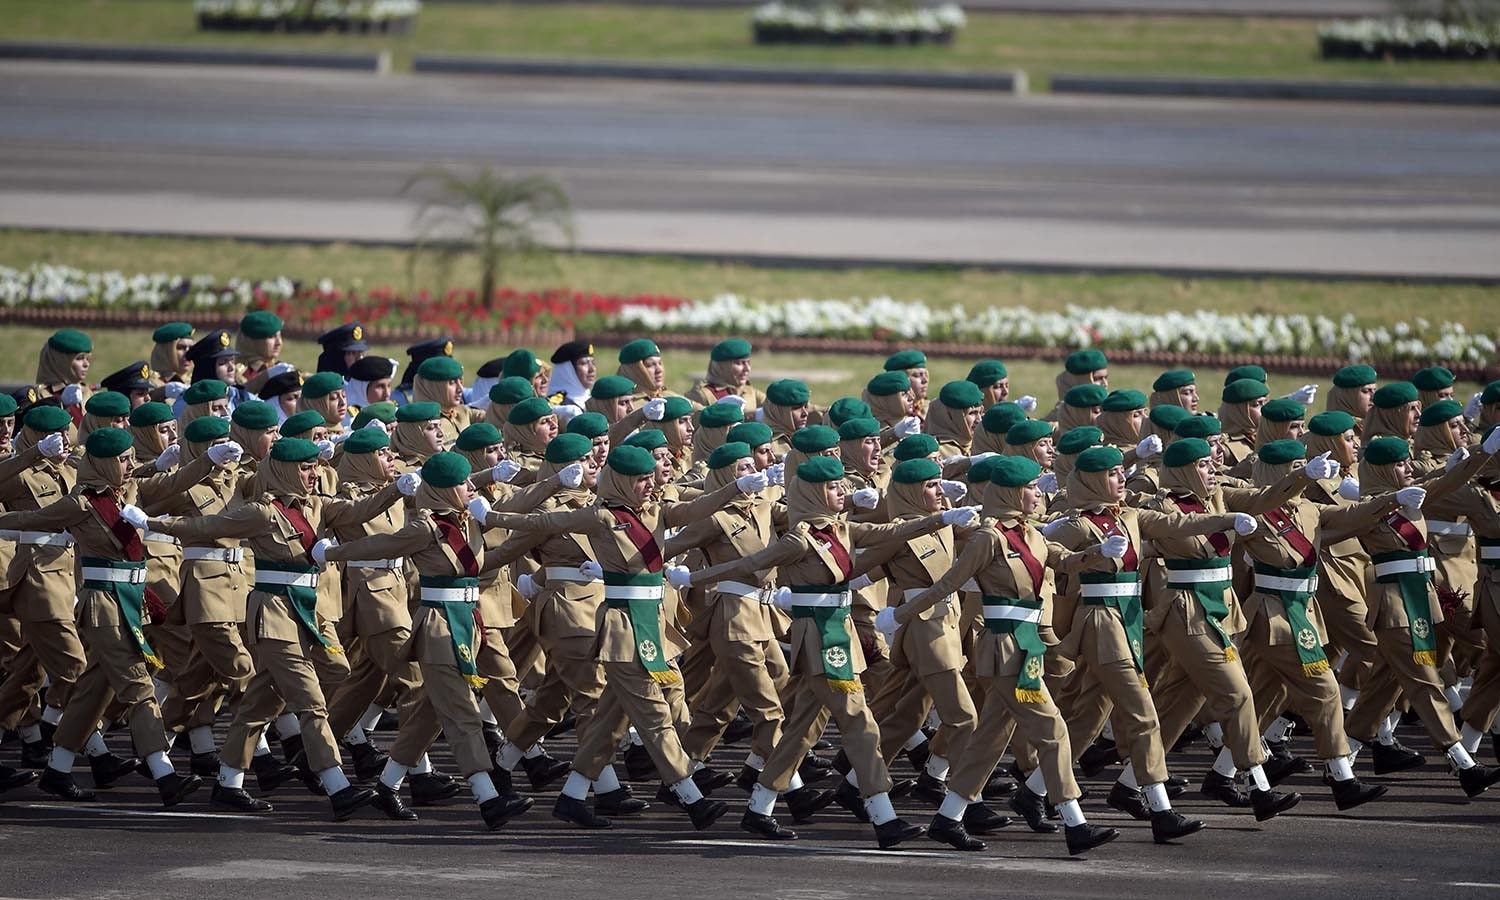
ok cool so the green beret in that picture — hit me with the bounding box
[546,432,594,464]
[1308,410,1357,437]
[238,310,283,340]
[1411,366,1455,392]
[342,428,390,455]
[85,391,131,418]
[1222,378,1269,405]
[84,427,133,459]
[589,375,636,400]
[1064,384,1108,408]
[660,396,694,420]
[866,371,910,397]
[1075,445,1125,473]
[280,410,327,438]
[47,329,92,354]
[456,423,503,451]
[1162,438,1211,468]
[129,401,174,427]
[422,451,472,488]
[183,379,228,405]
[0,394,16,418]
[1333,364,1378,389]
[230,400,278,430]
[697,402,743,430]
[790,425,840,453]
[1483,380,1500,406]
[1224,365,1268,386]
[608,445,657,476]
[982,402,1026,435]
[352,402,399,428]
[1364,436,1411,466]
[417,356,463,382]
[1100,389,1147,413]
[1258,439,1308,466]
[396,401,441,423]
[502,349,541,379]
[269,438,319,463]
[765,379,811,408]
[301,371,345,400]
[566,412,610,439]
[796,456,845,483]
[489,377,536,405]
[988,455,1043,488]
[1175,415,1222,439]
[1149,404,1191,432]
[623,429,668,452]
[893,434,940,461]
[152,322,194,344]
[1372,382,1419,409]
[1261,399,1305,423]
[827,397,872,427]
[966,360,1007,387]
[183,416,231,444]
[1056,425,1105,456]
[508,397,554,425]
[24,406,72,433]
[892,458,942,484]
[1420,400,1465,428]
[710,338,752,362]
[1064,349,1107,375]
[967,455,1000,484]
[884,349,927,372]
[618,339,661,365]
[707,441,752,470]
[727,422,773,448]
[1152,369,1195,392]
[838,417,881,441]
[938,381,984,410]
[1007,419,1054,446]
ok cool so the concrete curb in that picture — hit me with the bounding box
[0,40,384,72]
[1050,73,1500,106]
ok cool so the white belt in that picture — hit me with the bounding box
[1079,582,1142,598]
[1374,557,1436,578]
[715,580,768,600]
[981,604,1042,623]
[604,584,665,601]
[256,570,319,588]
[1255,574,1318,594]
[17,531,72,547]
[1427,520,1472,537]
[144,531,179,546]
[788,590,851,608]
[183,546,243,563]
[904,587,954,613]
[423,585,478,603]
[1165,567,1233,586]
[348,559,403,570]
[545,566,594,583]
[81,566,146,585]
[1481,546,1500,561]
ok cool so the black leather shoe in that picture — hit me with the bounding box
[373,782,418,820]
[1262,743,1311,786]
[1106,782,1150,821]
[655,782,685,810]
[1150,809,1205,843]
[279,732,305,765]
[928,813,985,851]
[210,784,272,812]
[521,753,572,791]
[911,771,947,807]
[1165,775,1187,798]
[190,750,222,778]
[831,749,852,775]
[1200,770,1251,807]
[832,780,870,822]
[481,724,503,759]
[722,712,755,745]
[346,742,387,783]
[904,741,931,776]
[20,739,50,768]
[479,792,533,830]
[1066,822,1119,855]
[0,764,37,793]
[1330,777,1387,810]
[981,771,1016,800]
[692,765,735,796]
[735,764,761,794]
[545,713,577,739]
[622,743,655,781]
[685,796,728,830]
[963,801,1011,834]
[39,767,95,801]
[889,778,917,799]
[329,784,376,821]
[410,771,462,805]
[1008,784,1057,834]
[88,752,139,789]
[874,817,925,849]
[1251,788,1301,821]
[1079,738,1119,778]
[375,709,399,732]
[785,785,836,824]
[1459,764,1500,798]
[157,772,204,808]
[742,810,797,840]
[252,754,299,795]
[797,757,835,785]
[813,739,834,752]
[490,765,513,795]
[1370,740,1424,775]
[287,750,326,796]
[595,786,649,814]
[553,794,612,828]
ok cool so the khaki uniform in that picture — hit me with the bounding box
[1304,476,1382,690]
[1433,481,1500,735]
[684,381,765,415]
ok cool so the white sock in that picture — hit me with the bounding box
[1263,716,1292,744]
[1248,765,1270,792]
[748,783,777,815]
[189,726,216,755]
[1326,756,1355,783]
[627,727,643,747]
[1212,746,1238,778]
[478,698,498,726]
[1025,767,1048,798]
[938,790,969,820]
[1461,722,1485,754]
[925,755,950,781]
[787,771,804,791]
[380,759,408,790]
[744,753,765,771]
[524,743,546,759]
[865,792,897,825]
[83,731,109,758]
[593,766,621,794]
[19,724,42,742]
[672,777,705,806]
[358,704,385,733]
[496,742,523,770]
[217,766,245,789]
[1116,761,1139,790]
[412,754,433,775]
[254,733,271,757]
[1057,799,1086,827]
[844,769,859,788]
[903,730,928,752]
[1340,685,1359,711]
[319,767,351,795]
[47,746,76,774]
[1347,737,1364,763]
[275,713,301,739]
[561,770,591,800]
[41,706,63,726]
[1444,685,1464,713]
[1203,722,1225,750]
[153,678,171,706]
[925,708,942,731]
[469,771,499,804]
[1143,782,1172,812]
[1447,742,1477,771]
[1100,720,1115,742]
[345,724,369,746]
[1377,711,1399,745]
[146,751,174,779]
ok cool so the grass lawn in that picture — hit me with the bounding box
[4,0,1499,85]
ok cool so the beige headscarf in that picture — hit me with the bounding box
[414,478,467,516]
[862,389,912,429]
[229,421,277,462]
[539,453,595,508]
[303,392,345,430]
[1056,402,1098,435]
[76,447,131,492]
[129,421,172,463]
[1326,386,1368,423]
[585,393,631,423]
[1098,408,1142,448]
[1253,414,1298,449]
[35,344,81,388]
[1217,400,1260,440]
[983,481,1030,521]
[150,338,189,382]
[1415,413,1463,457]
[178,399,222,431]
[237,336,279,374]
[338,444,392,487]
[503,418,553,458]
[1054,368,1094,403]
[1305,427,1359,471]
[925,401,973,452]
[261,455,311,500]
[618,358,665,400]
[760,398,805,441]
[706,356,744,392]
[1359,455,1410,496]
[886,474,936,521]
[76,409,123,445]
[598,461,650,512]
[691,418,734,468]
[393,419,440,463]
[1160,455,1214,500]
[1252,456,1297,489]
[786,469,841,531]
[414,374,472,433]
[705,453,756,514]
[1362,401,1418,442]
[1065,465,1118,510]
[1150,385,1195,411]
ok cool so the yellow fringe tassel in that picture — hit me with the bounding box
[1015,689,1047,704]
[829,678,863,694]
[650,669,683,687]
[1223,645,1237,662]
[464,674,490,689]
[144,653,164,671]
[327,645,345,655]
[1139,673,1150,689]
[1301,660,1331,677]
[1413,650,1437,667]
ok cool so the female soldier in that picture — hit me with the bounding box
[413,356,471,448]
[1327,365,1378,429]
[1362,382,1421,443]
[1218,378,1269,470]
[686,338,765,413]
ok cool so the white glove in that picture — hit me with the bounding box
[1465,391,1484,421]
[1304,451,1339,481]
[558,463,584,488]
[492,460,522,484]
[1485,425,1500,455]
[153,443,182,472]
[969,451,997,465]
[206,441,243,467]
[316,440,336,462]
[938,479,968,502]
[38,433,66,460]
[311,538,336,565]
[849,573,874,591]
[753,408,765,423]
[772,587,793,610]
[162,382,188,401]
[1017,395,1038,414]
[1100,534,1129,559]
[721,394,746,408]
[579,560,604,581]
[362,418,389,434]
[61,384,83,407]
[765,463,785,487]
[643,398,667,422]
[120,505,149,530]
[517,573,539,600]
[875,606,899,639]
[328,430,353,445]
[1041,518,1068,538]
[892,416,922,439]
[851,487,880,509]
[396,472,422,497]
[467,497,492,521]
[1396,486,1427,510]
[1135,434,1163,461]
[1287,384,1319,405]
[1337,476,1361,501]
[942,454,966,466]
[737,472,770,493]
[1233,513,1258,536]
[665,565,693,590]
[1037,472,1059,494]
[1446,447,1470,471]
[942,506,981,528]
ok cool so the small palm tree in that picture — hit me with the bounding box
[403,165,575,310]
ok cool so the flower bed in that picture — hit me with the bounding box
[750,2,966,45]
[193,0,421,34]
[1317,18,1499,61]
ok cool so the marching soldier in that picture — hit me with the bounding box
[236,310,285,395]
[315,322,368,376]
[545,339,597,421]
[686,338,765,413]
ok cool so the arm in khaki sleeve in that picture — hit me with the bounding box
[662,479,744,528]
[487,526,554,569]
[486,506,604,538]
[0,448,45,502]
[134,455,216,510]
[606,407,649,447]
[1220,468,1308,516]
[324,519,430,564]
[1420,446,1496,504]
[849,512,946,546]
[0,494,90,533]
[1044,540,1106,575]
[691,531,807,587]
[151,502,269,541]
[847,536,903,581]
[323,482,404,530]
[493,477,561,513]
[895,529,1000,626]
[1137,508,1239,541]
[661,516,722,560]
[1320,493,1401,545]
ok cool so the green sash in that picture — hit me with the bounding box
[255,560,339,653]
[604,571,679,686]
[981,596,1046,703]
[1253,562,1329,677]
[1164,558,1237,661]
[1079,571,1146,683]
[1373,550,1439,666]
[80,557,161,670]
[789,582,860,693]
[419,575,486,688]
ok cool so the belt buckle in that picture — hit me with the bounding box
[130,568,146,585]
[757,587,774,606]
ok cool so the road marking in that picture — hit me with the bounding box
[1450,884,1500,890]
[13,802,264,821]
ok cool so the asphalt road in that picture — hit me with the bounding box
[2,61,1499,277]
